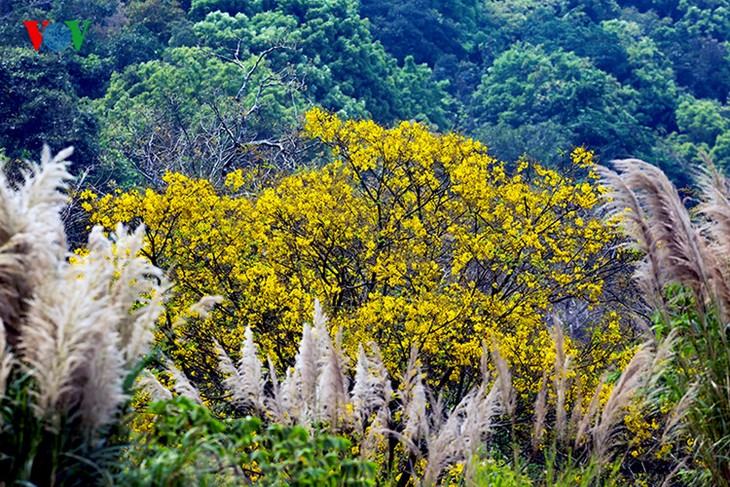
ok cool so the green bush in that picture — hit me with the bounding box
[119,396,376,486]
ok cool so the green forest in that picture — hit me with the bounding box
[2,0,730,485]
[4,0,730,190]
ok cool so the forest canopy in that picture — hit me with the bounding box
[2,0,730,189]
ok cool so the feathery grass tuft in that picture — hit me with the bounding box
[591,341,652,463]
[0,146,171,484]
[218,326,266,413]
[599,155,730,482]
[400,346,429,455]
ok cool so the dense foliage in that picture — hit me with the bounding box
[1,127,730,486]
[4,0,730,485]
[3,0,730,189]
[82,111,635,410]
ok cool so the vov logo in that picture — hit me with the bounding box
[23,20,91,52]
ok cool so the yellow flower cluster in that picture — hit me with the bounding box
[84,109,632,403]
[624,400,660,459]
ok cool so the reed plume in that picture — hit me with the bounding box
[552,322,569,444]
[166,358,203,405]
[400,346,429,454]
[314,304,348,429]
[0,146,171,484]
[351,342,392,435]
[591,341,652,463]
[0,145,71,348]
[138,369,173,402]
[217,326,266,413]
[600,158,724,313]
[600,156,730,482]
[352,342,392,458]
[0,322,12,401]
[197,301,512,485]
[288,320,318,423]
[531,372,548,454]
[0,146,169,437]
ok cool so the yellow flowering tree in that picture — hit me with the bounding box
[82,109,635,407]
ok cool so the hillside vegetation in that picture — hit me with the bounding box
[2,0,730,485]
[2,0,730,188]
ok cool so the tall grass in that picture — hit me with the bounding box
[0,146,168,485]
[209,300,512,484]
[600,155,730,484]
[207,299,676,485]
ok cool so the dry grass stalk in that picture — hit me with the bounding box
[532,372,548,454]
[575,377,605,450]
[351,343,392,435]
[553,322,569,444]
[265,355,288,423]
[138,369,173,402]
[268,299,348,427]
[591,342,652,463]
[0,254,31,350]
[491,342,515,419]
[288,320,318,423]
[695,154,730,319]
[0,146,170,438]
[421,344,504,486]
[600,155,730,480]
[317,337,348,428]
[216,340,239,382]
[0,322,13,400]
[314,303,348,429]
[188,295,224,318]
[601,159,719,310]
[24,224,168,434]
[229,326,266,413]
[400,346,429,455]
[202,302,510,484]
[209,299,353,428]
[0,146,71,349]
[420,397,462,486]
[597,163,666,308]
[626,159,711,293]
[352,344,372,433]
[356,342,392,458]
[461,366,502,483]
[106,225,167,366]
[166,359,203,405]
[660,383,696,447]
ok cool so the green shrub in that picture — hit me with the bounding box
[119,396,376,486]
